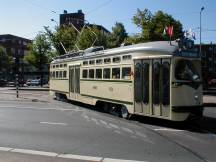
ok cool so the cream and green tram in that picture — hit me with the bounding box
[50,39,203,121]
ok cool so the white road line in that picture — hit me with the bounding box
[0,147,13,151]
[109,123,119,129]
[40,122,67,126]
[103,158,148,162]
[100,120,108,125]
[0,146,148,162]
[121,127,134,134]
[58,154,102,161]
[11,149,58,157]
[154,128,184,132]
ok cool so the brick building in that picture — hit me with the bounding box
[59,10,110,34]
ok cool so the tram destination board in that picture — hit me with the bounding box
[177,50,199,58]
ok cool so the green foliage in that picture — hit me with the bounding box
[24,33,51,70]
[132,8,183,42]
[0,46,13,76]
[77,26,108,50]
[108,22,128,48]
[44,26,78,55]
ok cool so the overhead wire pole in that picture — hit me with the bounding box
[200,6,204,57]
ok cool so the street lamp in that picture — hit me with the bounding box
[51,19,58,26]
[200,6,204,57]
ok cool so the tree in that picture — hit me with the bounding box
[0,46,13,80]
[24,33,52,86]
[132,8,183,42]
[44,26,78,55]
[77,26,108,50]
[108,22,128,48]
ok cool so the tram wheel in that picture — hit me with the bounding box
[119,105,130,119]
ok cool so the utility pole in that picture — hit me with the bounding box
[200,6,204,57]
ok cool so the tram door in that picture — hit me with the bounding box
[69,65,80,100]
[134,60,150,115]
[152,59,170,117]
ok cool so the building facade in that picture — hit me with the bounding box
[0,34,32,81]
[195,43,216,88]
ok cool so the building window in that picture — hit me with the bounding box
[104,58,111,64]
[113,57,121,63]
[103,68,110,79]
[82,69,88,78]
[96,69,102,79]
[112,68,120,79]
[122,67,131,79]
[89,69,94,78]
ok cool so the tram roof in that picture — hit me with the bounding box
[52,40,181,63]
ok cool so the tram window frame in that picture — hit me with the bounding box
[56,71,59,78]
[89,60,95,65]
[82,69,88,78]
[96,69,102,79]
[103,68,110,79]
[59,71,63,78]
[96,59,103,64]
[89,69,95,79]
[122,55,132,61]
[104,58,111,64]
[112,68,120,79]
[122,67,131,80]
[52,71,55,78]
[113,57,121,63]
[63,71,67,78]
[83,61,88,66]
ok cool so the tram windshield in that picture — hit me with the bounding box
[175,60,200,82]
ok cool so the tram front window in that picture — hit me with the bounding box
[175,60,200,82]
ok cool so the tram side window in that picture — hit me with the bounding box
[52,71,55,78]
[56,71,59,78]
[63,71,67,78]
[59,71,63,78]
[113,57,121,63]
[89,60,95,65]
[96,59,103,64]
[162,62,170,105]
[122,55,132,61]
[89,69,95,78]
[96,69,102,79]
[104,58,111,64]
[83,61,88,66]
[103,68,110,79]
[112,68,120,79]
[82,69,88,78]
[122,67,131,79]
[153,62,160,105]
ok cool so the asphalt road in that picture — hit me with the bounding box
[0,89,215,162]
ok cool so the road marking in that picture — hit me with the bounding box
[154,128,184,132]
[121,127,134,134]
[58,154,102,161]
[0,147,13,151]
[0,146,148,162]
[109,123,119,129]
[103,158,148,162]
[0,106,72,111]
[40,122,67,126]
[100,120,108,125]
[11,149,58,157]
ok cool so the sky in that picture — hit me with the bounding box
[0,0,216,44]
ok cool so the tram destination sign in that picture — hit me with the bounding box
[177,50,199,58]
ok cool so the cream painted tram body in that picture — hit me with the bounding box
[50,40,203,121]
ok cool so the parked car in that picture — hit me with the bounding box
[0,79,7,87]
[30,79,41,86]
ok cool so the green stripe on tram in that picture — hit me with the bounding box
[81,94,134,105]
[80,79,132,83]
